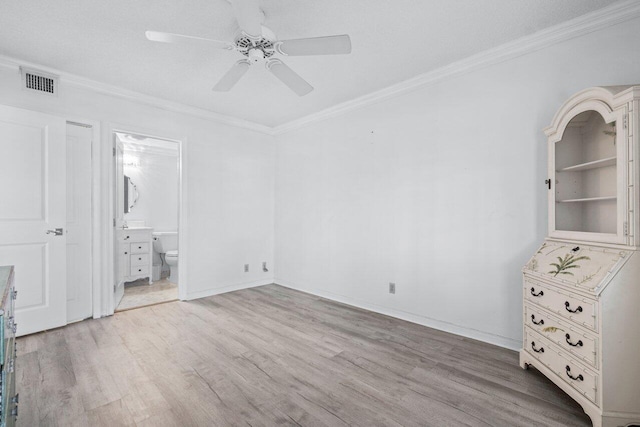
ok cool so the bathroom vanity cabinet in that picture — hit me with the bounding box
[520,86,640,427]
[0,266,18,426]
[117,227,153,284]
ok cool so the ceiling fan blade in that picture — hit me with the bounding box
[266,59,313,96]
[146,31,234,50]
[276,35,351,56]
[212,60,251,91]
[229,0,263,38]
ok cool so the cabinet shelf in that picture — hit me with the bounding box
[557,156,616,173]
[556,196,617,203]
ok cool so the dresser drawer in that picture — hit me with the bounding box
[525,279,598,332]
[130,265,149,277]
[121,230,150,242]
[130,242,150,254]
[130,253,149,266]
[525,303,598,369]
[524,328,598,405]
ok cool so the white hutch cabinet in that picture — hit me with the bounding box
[520,86,640,427]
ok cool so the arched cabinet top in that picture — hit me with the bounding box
[544,85,640,142]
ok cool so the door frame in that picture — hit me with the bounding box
[106,122,188,314]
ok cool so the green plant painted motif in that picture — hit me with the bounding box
[577,267,602,285]
[548,254,591,277]
[542,326,564,333]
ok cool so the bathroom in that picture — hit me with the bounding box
[115,132,180,311]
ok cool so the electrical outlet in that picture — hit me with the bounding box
[244,264,249,272]
[389,282,396,294]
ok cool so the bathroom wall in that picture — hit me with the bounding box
[123,146,179,232]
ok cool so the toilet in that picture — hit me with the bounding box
[152,231,179,284]
[165,250,178,284]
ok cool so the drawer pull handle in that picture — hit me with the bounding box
[11,393,18,404]
[530,287,544,297]
[565,334,583,347]
[531,315,544,325]
[565,365,584,381]
[564,301,583,313]
[571,246,580,252]
[531,341,544,353]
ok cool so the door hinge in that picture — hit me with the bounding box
[113,218,116,227]
[623,114,628,129]
[113,283,116,292]
[624,221,629,236]
[545,179,552,190]
[113,147,116,156]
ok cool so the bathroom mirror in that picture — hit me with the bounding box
[124,175,139,213]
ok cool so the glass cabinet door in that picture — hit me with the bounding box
[550,109,626,244]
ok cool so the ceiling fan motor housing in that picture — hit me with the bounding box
[235,32,275,64]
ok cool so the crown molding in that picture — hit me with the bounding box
[271,0,640,135]
[0,54,272,135]
[1,0,638,137]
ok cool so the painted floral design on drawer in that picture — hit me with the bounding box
[524,241,631,291]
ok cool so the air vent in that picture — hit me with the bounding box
[20,67,58,96]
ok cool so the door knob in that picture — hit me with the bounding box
[46,228,64,236]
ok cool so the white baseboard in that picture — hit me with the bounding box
[184,279,274,301]
[275,279,522,351]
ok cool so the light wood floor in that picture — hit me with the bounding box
[116,278,178,312]
[17,284,591,426]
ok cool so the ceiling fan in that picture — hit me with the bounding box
[145,0,352,96]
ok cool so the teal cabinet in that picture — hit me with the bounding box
[0,266,17,427]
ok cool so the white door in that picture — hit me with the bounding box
[0,105,67,336]
[66,123,93,322]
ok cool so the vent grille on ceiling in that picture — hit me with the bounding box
[20,67,58,96]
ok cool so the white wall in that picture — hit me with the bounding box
[274,16,640,349]
[0,64,275,304]
[123,148,179,232]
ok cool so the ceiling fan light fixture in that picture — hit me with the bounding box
[248,48,265,63]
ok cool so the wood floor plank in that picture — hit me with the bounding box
[17,284,591,426]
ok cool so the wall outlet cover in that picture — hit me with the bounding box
[389,282,396,294]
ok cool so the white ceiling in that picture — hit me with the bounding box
[0,0,620,127]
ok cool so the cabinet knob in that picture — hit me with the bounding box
[565,334,583,347]
[565,365,584,381]
[564,301,583,313]
[531,341,544,353]
[531,314,544,325]
[530,287,544,297]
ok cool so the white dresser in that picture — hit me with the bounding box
[520,86,640,427]
[117,227,153,284]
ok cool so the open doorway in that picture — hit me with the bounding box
[113,131,182,312]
